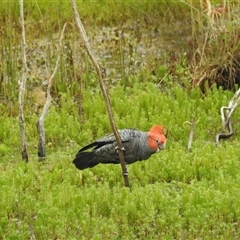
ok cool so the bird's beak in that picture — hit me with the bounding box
[157,141,166,152]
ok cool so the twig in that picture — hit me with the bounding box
[36,23,67,159]
[216,87,240,145]
[19,0,28,162]
[70,0,130,188]
[184,118,196,152]
[188,118,196,152]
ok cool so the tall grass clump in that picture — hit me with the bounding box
[187,0,240,92]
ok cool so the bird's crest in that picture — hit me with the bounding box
[150,125,167,137]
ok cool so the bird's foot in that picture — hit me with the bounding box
[122,169,129,176]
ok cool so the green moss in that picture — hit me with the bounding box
[1,78,240,238]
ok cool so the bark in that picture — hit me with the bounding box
[19,0,28,162]
[36,23,67,159]
[70,0,130,188]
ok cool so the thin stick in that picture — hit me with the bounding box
[19,0,28,162]
[36,23,67,159]
[70,0,130,188]
[187,118,196,152]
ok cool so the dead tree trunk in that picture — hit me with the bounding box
[70,0,130,188]
[19,0,28,162]
[36,23,67,159]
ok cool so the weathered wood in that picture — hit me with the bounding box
[36,23,67,159]
[19,0,28,162]
[70,0,130,188]
[216,87,240,145]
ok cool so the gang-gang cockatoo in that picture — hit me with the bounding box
[73,125,167,170]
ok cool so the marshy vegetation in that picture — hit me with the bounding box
[1,0,240,239]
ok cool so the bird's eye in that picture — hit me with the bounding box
[155,140,159,144]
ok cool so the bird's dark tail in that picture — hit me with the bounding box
[73,151,98,170]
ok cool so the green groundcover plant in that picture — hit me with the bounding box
[1,1,240,239]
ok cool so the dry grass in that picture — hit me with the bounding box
[189,0,240,93]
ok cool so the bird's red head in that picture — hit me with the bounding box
[147,125,167,152]
[149,125,167,136]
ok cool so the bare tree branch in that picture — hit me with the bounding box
[70,0,130,187]
[215,88,240,145]
[19,0,28,162]
[36,23,67,159]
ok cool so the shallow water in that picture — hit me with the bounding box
[1,20,191,99]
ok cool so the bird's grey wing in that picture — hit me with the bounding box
[78,129,135,152]
[94,129,138,144]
